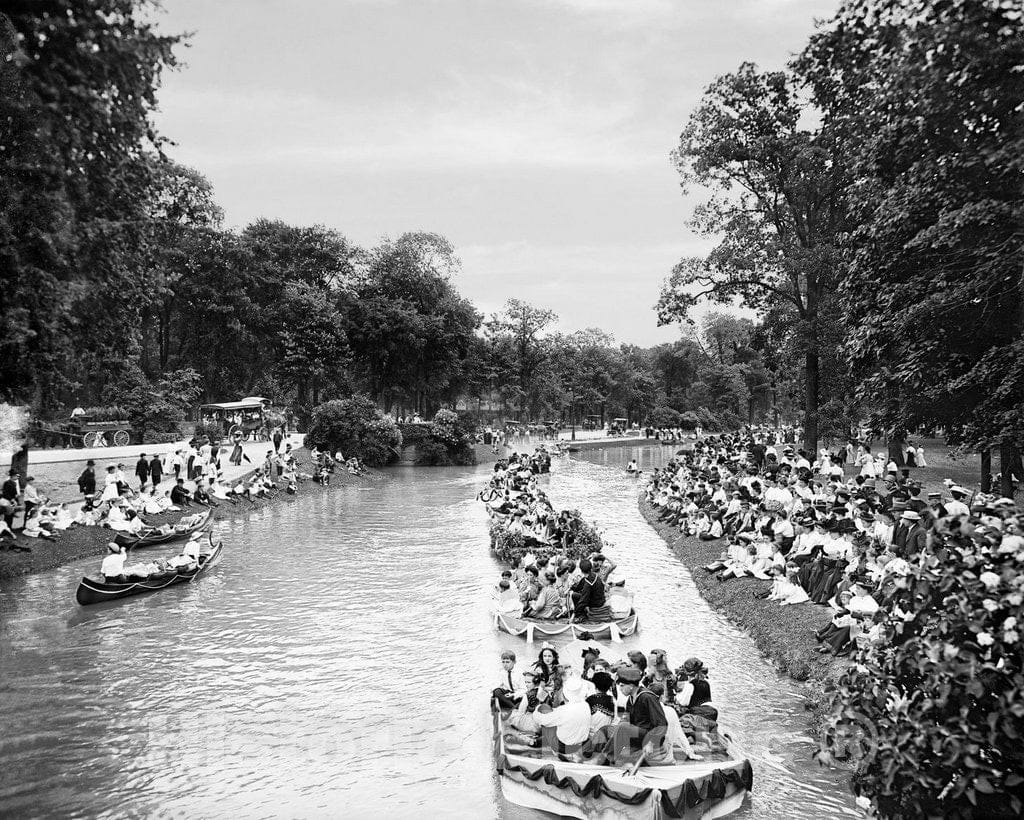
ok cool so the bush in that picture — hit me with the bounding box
[817,532,1024,818]
[398,423,432,449]
[414,438,452,466]
[305,395,403,467]
[649,406,683,428]
[193,421,223,444]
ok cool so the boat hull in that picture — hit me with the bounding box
[75,543,222,605]
[494,609,639,642]
[494,711,751,820]
[113,509,212,549]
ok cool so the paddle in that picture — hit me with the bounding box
[624,743,651,777]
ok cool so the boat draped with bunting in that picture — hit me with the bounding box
[493,586,640,642]
[493,708,751,819]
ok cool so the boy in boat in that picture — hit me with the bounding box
[587,666,671,766]
[492,650,525,710]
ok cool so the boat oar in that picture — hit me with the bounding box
[624,743,651,777]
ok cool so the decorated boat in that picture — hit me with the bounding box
[493,708,752,819]
[494,587,639,642]
[113,508,212,549]
[75,541,223,606]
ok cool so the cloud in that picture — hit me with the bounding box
[453,239,714,345]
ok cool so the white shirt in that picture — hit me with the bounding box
[100,552,126,578]
[531,701,592,745]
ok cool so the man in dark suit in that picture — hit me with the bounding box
[135,454,150,493]
[77,460,97,510]
[900,510,927,557]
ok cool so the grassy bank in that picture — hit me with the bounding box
[0,449,380,581]
[638,497,847,685]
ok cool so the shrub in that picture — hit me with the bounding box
[193,421,223,444]
[649,406,683,428]
[305,395,403,467]
[414,438,452,466]
[398,423,432,449]
[817,532,1024,818]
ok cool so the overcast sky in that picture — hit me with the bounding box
[153,0,837,346]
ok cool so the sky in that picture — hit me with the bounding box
[152,0,838,346]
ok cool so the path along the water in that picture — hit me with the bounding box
[0,448,858,819]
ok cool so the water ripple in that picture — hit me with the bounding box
[0,454,857,819]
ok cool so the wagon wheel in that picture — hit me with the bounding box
[72,431,85,448]
[228,423,243,439]
[112,429,130,447]
[83,431,102,448]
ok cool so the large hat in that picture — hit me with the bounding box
[950,485,969,497]
[616,666,642,683]
[562,676,588,703]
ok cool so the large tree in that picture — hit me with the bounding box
[484,299,559,419]
[346,232,479,413]
[657,63,850,451]
[0,0,183,408]
[799,0,1024,492]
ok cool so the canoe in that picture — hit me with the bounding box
[75,542,223,606]
[493,709,752,820]
[113,508,213,549]
[494,606,640,642]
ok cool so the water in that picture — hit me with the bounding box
[0,448,858,819]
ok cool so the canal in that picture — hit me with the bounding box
[0,446,858,818]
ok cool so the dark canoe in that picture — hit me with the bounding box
[113,509,213,549]
[75,542,223,606]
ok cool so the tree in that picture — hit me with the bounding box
[799,0,1024,493]
[551,329,616,438]
[304,395,402,466]
[484,299,558,419]
[346,233,479,413]
[0,1,183,408]
[657,63,850,452]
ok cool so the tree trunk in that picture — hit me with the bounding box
[981,449,992,493]
[1000,440,1018,498]
[803,348,819,453]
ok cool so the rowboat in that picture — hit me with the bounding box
[75,541,223,606]
[493,708,752,819]
[113,508,212,549]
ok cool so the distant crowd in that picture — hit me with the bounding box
[646,428,1021,657]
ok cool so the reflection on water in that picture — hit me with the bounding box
[0,452,856,819]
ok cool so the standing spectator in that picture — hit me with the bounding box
[78,459,97,510]
[272,427,283,454]
[135,453,150,493]
[170,449,183,480]
[229,432,250,467]
[2,469,20,531]
[149,454,163,495]
[22,477,41,523]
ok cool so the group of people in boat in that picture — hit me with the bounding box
[481,449,628,623]
[98,530,214,583]
[493,642,722,766]
[645,427,1023,656]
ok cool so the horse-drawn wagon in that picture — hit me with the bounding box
[198,397,284,443]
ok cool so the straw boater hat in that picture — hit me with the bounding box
[901,510,922,521]
[106,542,121,553]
